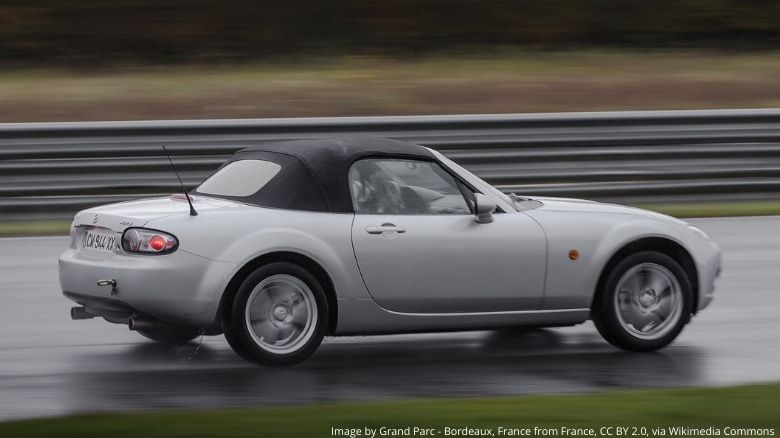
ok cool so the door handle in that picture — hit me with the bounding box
[366,224,407,234]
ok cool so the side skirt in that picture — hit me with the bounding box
[333,298,590,336]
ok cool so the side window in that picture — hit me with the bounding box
[349,159,472,215]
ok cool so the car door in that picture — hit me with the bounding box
[349,157,547,314]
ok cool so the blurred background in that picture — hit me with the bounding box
[1,0,780,121]
[2,0,780,225]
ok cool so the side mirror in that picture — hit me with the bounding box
[473,193,496,224]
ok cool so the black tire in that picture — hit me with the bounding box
[592,251,693,352]
[137,326,201,345]
[223,262,329,366]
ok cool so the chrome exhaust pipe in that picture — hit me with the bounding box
[70,306,95,320]
[128,316,158,331]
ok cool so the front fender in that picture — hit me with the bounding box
[587,219,690,293]
[528,210,697,310]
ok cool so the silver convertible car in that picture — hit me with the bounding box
[60,137,721,366]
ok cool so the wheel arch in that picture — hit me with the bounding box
[213,251,338,335]
[592,237,700,314]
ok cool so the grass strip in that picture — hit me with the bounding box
[1,384,778,437]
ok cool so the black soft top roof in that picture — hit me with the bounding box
[196,137,436,213]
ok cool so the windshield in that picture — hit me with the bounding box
[196,160,281,197]
[431,150,517,210]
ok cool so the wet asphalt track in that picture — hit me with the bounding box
[0,216,779,420]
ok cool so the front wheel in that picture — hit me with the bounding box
[223,262,329,366]
[593,251,693,351]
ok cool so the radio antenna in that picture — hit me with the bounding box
[162,145,197,216]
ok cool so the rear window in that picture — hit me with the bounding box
[196,160,281,197]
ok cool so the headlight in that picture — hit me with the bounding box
[121,228,178,255]
[688,224,710,240]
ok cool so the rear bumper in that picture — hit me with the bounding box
[59,248,235,329]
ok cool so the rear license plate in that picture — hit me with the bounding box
[81,228,116,254]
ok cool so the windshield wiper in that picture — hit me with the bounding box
[508,192,528,209]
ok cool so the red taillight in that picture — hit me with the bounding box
[149,235,166,251]
[121,228,178,255]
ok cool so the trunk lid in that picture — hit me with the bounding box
[73,195,239,232]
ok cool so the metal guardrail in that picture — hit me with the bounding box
[2,109,780,220]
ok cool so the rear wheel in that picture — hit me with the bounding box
[593,251,692,351]
[137,326,201,345]
[223,262,328,366]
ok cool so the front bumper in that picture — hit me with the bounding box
[59,248,236,328]
[695,240,721,312]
